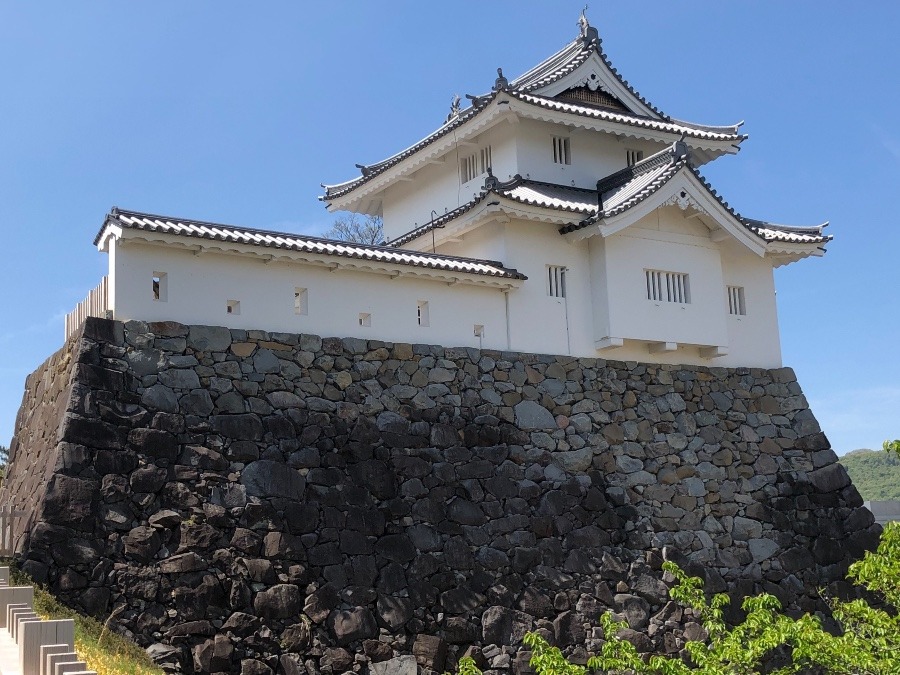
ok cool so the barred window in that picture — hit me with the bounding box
[548,266,567,298]
[460,145,493,183]
[646,269,689,304]
[727,286,746,315]
[552,136,571,165]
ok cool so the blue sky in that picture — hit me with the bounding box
[1,2,898,454]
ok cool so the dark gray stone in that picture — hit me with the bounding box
[241,460,306,499]
[481,606,533,645]
[809,463,851,493]
[212,414,264,441]
[327,607,378,645]
[376,595,413,630]
[514,401,556,430]
[187,325,232,352]
[253,584,301,620]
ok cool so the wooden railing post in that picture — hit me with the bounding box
[63,277,109,342]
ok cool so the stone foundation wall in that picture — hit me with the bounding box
[6,318,878,675]
[1,324,93,546]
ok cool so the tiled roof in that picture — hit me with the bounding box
[96,208,526,281]
[560,144,831,246]
[388,177,598,247]
[744,220,831,244]
[387,144,829,250]
[499,180,598,213]
[320,96,493,201]
[510,91,743,142]
[509,30,668,122]
[321,25,744,205]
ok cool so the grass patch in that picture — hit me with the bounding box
[9,565,164,675]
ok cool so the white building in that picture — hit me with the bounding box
[84,14,829,368]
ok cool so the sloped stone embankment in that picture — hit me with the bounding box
[2,318,877,674]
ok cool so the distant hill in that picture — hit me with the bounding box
[839,448,900,501]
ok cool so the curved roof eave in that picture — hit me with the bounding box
[321,93,745,210]
[98,207,528,281]
[320,93,498,204]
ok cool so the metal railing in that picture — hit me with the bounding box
[64,276,109,341]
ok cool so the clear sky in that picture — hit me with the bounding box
[1,2,898,454]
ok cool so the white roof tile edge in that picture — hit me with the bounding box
[98,210,526,280]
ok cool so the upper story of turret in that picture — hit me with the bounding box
[321,13,747,243]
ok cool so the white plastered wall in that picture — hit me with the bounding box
[382,123,518,243]
[585,206,783,368]
[437,217,593,357]
[720,243,782,367]
[514,118,665,190]
[110,241,510,351]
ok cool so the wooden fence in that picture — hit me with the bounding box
[63,276,108,341]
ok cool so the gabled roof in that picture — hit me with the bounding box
[388,177,598,247]
[507,20,673,122]
[389,144,830,257]
[509,91,742,142]
[560,143,831,248]
[321,15,745,209]
[320,95,493,202]
[95,208,526,282]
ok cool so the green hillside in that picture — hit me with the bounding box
[840,448,900,501]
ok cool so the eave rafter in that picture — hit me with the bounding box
[114,231,523,290]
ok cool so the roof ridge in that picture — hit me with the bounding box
[104,208,528,269]
[742,218,829,234]
[596,142,686,196]
[510,91,745,141]
[519,178,598,194]
[507,23,669,121]
[320,93,496,199]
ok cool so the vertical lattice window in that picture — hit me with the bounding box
[460,153,478,183]
[294,287,308,315]
[480,146,492,174]
[626,149,644,167]
[460,146,492,183]
[645,270,690,304]
[417,300,430,327]
[552,136,571,165]
[727,286,746,315]
[548,266,567,298]
[153,272,168,302]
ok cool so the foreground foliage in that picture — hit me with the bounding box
[452,520,900,675]
[10,567,163,675]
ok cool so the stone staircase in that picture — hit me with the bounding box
[0,567,96,675]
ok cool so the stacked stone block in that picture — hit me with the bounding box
[2,318,877,674]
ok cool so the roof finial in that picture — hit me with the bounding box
[484,166,499,191]
[578,6,599,43]
[493,67,509,92]
[446,94,461,122]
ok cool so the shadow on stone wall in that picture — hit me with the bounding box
[4,318,879,675]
